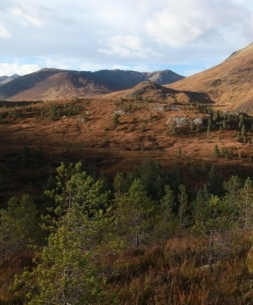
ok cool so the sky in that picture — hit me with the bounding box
[0,0,253,77]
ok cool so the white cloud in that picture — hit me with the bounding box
[79,63,108,71]
[0,63,40,76]
[98,35,157,58]
[145,0,250,48]
[0,0,253,75]
[146,10,204,48]
[0,24,11,38]
[98,35,145,58]
[9,5,43,28]
[111,64,151,72]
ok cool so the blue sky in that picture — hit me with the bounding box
[0,0,253,76]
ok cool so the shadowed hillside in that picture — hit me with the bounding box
[105,81,214,104]
[1,96,253,205]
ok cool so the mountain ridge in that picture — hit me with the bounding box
[0,74,20,85]
[169,42,253,112]
[0,68,184,101]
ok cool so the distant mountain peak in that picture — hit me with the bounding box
[0,74,21,85]
[0,68,184,101]
[11,74,20,78]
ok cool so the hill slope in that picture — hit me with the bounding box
[105,81,214,104]
[0,68,184,101]
[170,42,253,112]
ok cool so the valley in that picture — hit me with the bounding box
[2,42,253,304]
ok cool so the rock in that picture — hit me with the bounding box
[211,79,222,86]
[152,106,165,112]
[76,118,86,122]
[167,117,188,127]
[192,118,203,126]
[170,105,181,112]
[114,110,126,115]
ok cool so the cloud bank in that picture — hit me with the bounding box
[0,0,253,76]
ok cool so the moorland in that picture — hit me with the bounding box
[1,43,253,304]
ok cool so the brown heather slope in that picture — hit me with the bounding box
[1,97,253,205]
[0,68,184,101]
[169,42,253,113]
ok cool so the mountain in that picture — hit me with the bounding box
[169,42,253,112]
[93,69,184,89]
[104,80,214,104]
[0,68,184,101]
[0,74,20,85]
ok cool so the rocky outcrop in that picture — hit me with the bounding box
[167,117,204,127]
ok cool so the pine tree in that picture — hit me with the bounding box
[114,179,154,248]
[238,177,253,230]
[15,223,110,305]
[192,184,211,226]
[213,144,220,158]
[43,162,110,232]
[192,194,233,235]
[154,185,176,241]
[41,174,57,208]
[164,164,183,193]
[113,172,128,198]
[14,164,116,304]
[192,194,235,269]
[0,194,40,258]
[222,175,241,224]
[137,158,164,199]
[207,165,224,196]
[241,124,246,137]
[177,184,189,237]
[49,103,57,121]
